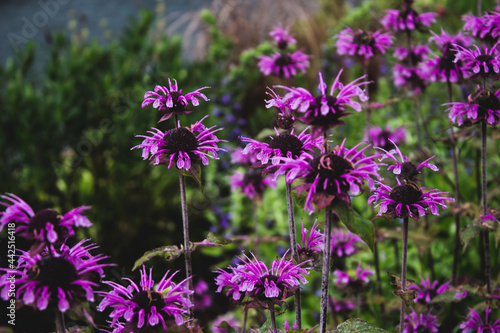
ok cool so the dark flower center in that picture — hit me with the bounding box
[389,184,423,205]
[399,161,419,180]
[474,54,495,75]
[163,127,199,154]
[469,88,500,119]
[243,169,265,187]
[269,134,304,158]
[256,274,284,300]
[276,114,295,130]
[305,153,354,194]
[131,290,165,311]
[277,40,288,50]
[300,95,347,129]
[353,31,375,48]
[29,256,78,290]
[29,209,61,231]
[166,91,186,113]
[438,46,465,81]
[274,54,293,77]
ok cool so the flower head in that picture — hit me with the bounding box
[331,227,363,258]
[462,11,500,45]
[381,1,436,32]
[142,79,209,122]
[409,276,450,304]
[333,263,374,293]
[329,296,356,314]
[364,126,406,151]
[269,24,297,49]
[98,266,193,332]
[297,219,323,263]
[277,70,369,138]
[132,115,226,170]
[214,251,310,308]
[0,239,109,313]
[401,308,440,333]
[229,169,276,200]
[445,87,500,126]
[459,304,500,332]
[0,193,92,255]
[265,88,296,130]
[377,143,438,181]
[368,179,452,220]
[335,27,393,60]
[423,29,473,83]
[453,43,500,79]
[258,50,310,79]
[276,139,381,213]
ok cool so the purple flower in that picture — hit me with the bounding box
[377,143,438,181]
[0,239,109,313]
[270,24,297,49]
[423,29,473,83]
[265,89,296,130]
[193,279,212,311]
[381,1,436,32]
[297,219,323,262]
[277,70,369,138]
[364,125,406,151]
[333,262,374,292]
[463,11,500,44]
[241,127,323,180]
[132,115,226,170]
[335,27,393,60]
[98,266,193,332]
[459,303,500,332]
[0,193,92,255]
[409,276,451,304]
[229,169,276,200]
[393,64,429,95]
[141,79,209,122]
[329,296,356,314]
[258,50,310,79]
[214,251,310,308]
[445,87,500,126]
[453,43,500,79]
[368,179,452,220]
[230,147,257,166]
[212,312,239,332]
[330,227,363,258]
[401,308,440,333]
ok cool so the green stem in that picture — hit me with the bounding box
[399,217,409,333]
[320,208,332,333]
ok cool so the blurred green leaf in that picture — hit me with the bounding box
[133,245,182,270]
[332,200,374,251]
[328,318,391,332]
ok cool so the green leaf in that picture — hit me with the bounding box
[205,232,233,245]
[216,321,237,333]
[460,222,490,252]
[178,162,202,189]
[258,319,271,333]
[328,318,391,332]
[332,200,374,251]
[133,245,182,270]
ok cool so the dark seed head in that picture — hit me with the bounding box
[163,127,198,154]
[400,161,419,180]
[389,183,423,205]
[29,256,78,290]
[353,31,375,48]
[166,91,186,113]
[305,153,354,194]
[269,134,304,158]
[29,209,61,233]
[131,290,165,311]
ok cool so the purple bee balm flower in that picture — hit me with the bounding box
[270,23,297,49]
[241,127,323,179]
[258,50,310,79]
[229,169,276,200]
[409,276,451,304]
[193,279,212,311]
[231,147,257,166]
[297,219,323,263]
[393,64,429,94]
[400,308,440,333]
[453,43,500,79]
[445,87,500,126]
[333,262,374,292]
[265,88,296,130]
[394,45,431,63]
[214,251,310,308]
[381,0,436,32]
[330,227,363,258]
[277,70,370,138]
[368,179,453,220]
[0,193,92,255]
[335,27,393,60]
[329,296,356,314]
[132,115,226,170]
[364,125,406,151]
[98,266,193,332]
[463,11,500,45]
[0,239,109,314]
[459,303,500,332]
[423,29,473,83]
[141,79,209,122]
[377,142,438,181]
[276,139,381,213]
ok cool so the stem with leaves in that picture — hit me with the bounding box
[399,217,409,333]
[320,208,333,333]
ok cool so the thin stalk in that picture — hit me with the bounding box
[364,58,371,130]
[481,120,491,293]
[447,79,462,286]
[270,309,278,333]
[253,202,259,257]
[55,310,66,333]
[399,217,409,333]
[286,183,302,328]
[242,307,248,333]
[179,173,194,317]
[372,220,385,315]
[320,208,332,333]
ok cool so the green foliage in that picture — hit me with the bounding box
[328,318,391,332]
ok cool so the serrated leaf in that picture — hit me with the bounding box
[332,200,374,251]
[205,232,233,245]
[393,288,418,306]
[387,272,416,288]
[328,318,391,332]
[178,162,202,189]
[133,245,182,270]
[258,319,271,333]
[460,223,489,252]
